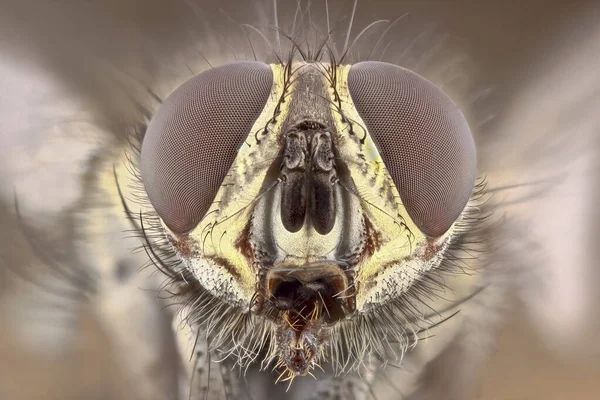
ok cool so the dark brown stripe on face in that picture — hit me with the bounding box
[278,65,339,235]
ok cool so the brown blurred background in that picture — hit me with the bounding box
[1,0,599,399]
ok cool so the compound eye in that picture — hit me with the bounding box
[348,61,477,237]
[141,62,273,234]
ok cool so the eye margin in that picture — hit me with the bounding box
[347,60,478,237]
[140,61,274,234]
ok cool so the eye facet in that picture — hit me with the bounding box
[141,62,273,234]
[348,61,477,237]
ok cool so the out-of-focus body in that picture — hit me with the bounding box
[0,1,598,399]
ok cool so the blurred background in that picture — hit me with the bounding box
[0,0,599,399]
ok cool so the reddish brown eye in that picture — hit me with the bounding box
[348,61,477,237]
[141,62,273,234]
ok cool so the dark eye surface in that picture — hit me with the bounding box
[348,61,477,237]
[141,62,273,234]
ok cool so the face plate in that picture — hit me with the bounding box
[151,61,470,378]
[163,62,451,307]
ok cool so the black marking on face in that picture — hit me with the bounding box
[308,130,337,235]
[280,121,338,235]
[280,129,308,232]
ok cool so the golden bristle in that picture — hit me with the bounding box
[285,373,296,392]
[313,361,325,372]
[275,368,289,384]
[309,302,319,320]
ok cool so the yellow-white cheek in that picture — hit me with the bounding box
[185,256,253,308]
[356,234,452,312]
